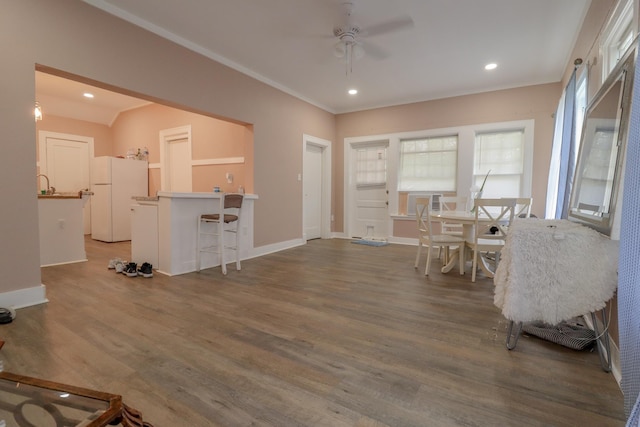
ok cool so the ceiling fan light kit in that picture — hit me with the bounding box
[331,1,413,76]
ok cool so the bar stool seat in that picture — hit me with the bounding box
[196,193,244,275]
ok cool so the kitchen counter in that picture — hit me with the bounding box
[38,192,91,266]
[38,190,93,199]
[132,196,159,202]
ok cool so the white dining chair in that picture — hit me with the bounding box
[414,196,466,276]
[437,196,466,261]
[466,198,516,282]
[514,197,533,218]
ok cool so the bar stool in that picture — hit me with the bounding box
[196,193,244,275]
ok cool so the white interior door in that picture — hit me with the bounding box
[304,144,323,240]
[302,135,332,241]
[349,143,389,239]
[168,138,192,192]
[39,132,93,234]
[160,126,192,192]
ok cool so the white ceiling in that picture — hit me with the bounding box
[37,0,591,124]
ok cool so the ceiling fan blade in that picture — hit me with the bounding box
[363,15,414,38]
[363,41,389,60]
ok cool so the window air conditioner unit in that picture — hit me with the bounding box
[407,193,442,216]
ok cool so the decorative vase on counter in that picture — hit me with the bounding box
[469,191,483,213]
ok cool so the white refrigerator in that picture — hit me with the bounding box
[91,156,149,242]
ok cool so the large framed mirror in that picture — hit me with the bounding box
[568,49,636,235]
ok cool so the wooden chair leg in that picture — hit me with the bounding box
[219,222,227,275]
[424,246,432,276]
[414,242,422,269]
[471,249,478,282]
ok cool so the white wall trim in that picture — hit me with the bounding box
[0,284,48,310]
[250,238,306,260]
[192,157,245,166]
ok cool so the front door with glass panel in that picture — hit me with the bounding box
[350,143,388,239]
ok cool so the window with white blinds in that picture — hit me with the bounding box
[601,0,634,81]
[355,145,387,187]
[398,135,457,191]
[474,130,525,198]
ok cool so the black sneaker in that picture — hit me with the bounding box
[138,262,153,278]
[124,262,138,277]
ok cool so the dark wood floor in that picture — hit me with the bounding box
[0,237,625,426]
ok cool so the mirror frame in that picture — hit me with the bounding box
[568,48,636,235]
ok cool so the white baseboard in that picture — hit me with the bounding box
[0,284,48,310]
[248,238,306,259]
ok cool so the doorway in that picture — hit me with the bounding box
[303,135,331,241]
[345,140,389,240]
[38,131,94,234]
[160,125,192,192]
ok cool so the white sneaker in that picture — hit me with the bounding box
[114,260,126,273]
[108,257,123,269]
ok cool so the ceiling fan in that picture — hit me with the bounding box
[332,1,414,74]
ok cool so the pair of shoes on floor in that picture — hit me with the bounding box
[108,257,124,270]
[123,262,138,277]
[137,262,153,278]
[114,259,127,274]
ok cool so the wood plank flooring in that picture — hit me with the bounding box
[0,238,625,426]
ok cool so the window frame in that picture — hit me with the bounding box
[601,0,634,82]
[473,129,526,198]
[344,119,534,218]
[398,134,458,193]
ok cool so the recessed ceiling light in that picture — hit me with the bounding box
[484,63,498,70]
[348,89,358,95]
[83,92,94,98]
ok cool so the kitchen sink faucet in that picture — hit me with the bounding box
[36,174,55,195]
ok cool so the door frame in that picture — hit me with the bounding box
[302,134,332,240]
[159,125,192,192]
[38,131,95,178]
[344,135,395,240]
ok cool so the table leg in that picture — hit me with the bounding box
[477,253,495,278]
[441,247,459,273]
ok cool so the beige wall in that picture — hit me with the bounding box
[560,0,617,94]
[35,115,113,160]
[0,0,622,305]
[111,103,251,195]
[1,0,333,301]
[334,83,561,235]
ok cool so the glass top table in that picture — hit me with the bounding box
[0,371,152,427]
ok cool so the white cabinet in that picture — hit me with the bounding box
[38,196,88,266]
[131,203,158,268]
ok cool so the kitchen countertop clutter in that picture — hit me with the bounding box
[37,190,93,199]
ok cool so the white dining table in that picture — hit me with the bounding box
[431,210,495,277]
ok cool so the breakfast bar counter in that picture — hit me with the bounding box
[135,192,257,276]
